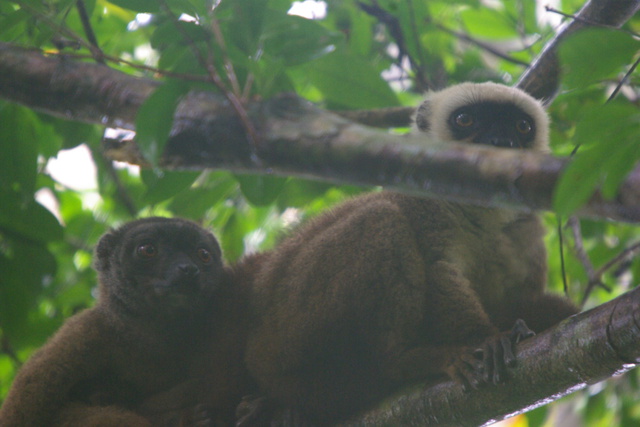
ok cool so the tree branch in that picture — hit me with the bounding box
[333,106,416,129]
[436,24,531,68]
[342,286,640,426]
[0,44,158,130]
[0,42,639,223]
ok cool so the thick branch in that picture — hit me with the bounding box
[1,43,639,222]
[334,106,416,129]
[0,45,157,129]
[343,287,640,426]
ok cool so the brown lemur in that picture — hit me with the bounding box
[239,82,580,425]
[0,217,257,426]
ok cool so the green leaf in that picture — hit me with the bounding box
[0,104,41,196]
[141,169,201,205]
[584,391,609,424]
[276,178,334,208]
[600,137,640,199]
[525,405,550,427]
[157,45,203,74]
[169,186,233,219]
[269,0,292,13]
[553,104,640,215]
[163,0,203,16]
[0,189,63,242]
[107,0,161,12]
[41,117,98,151]
[0,238,57,342]
[347,6,374,56]
[503,1,538,32]
[236,174,288,206]
[306,51,399,109]
[395,0,430,61]
[215,0,268,53]
[219,211,246,261]
[460,7,518,39]
[248,55,293,98]
[262,13,343,66]
[56,190,84,222]
[63,210,108,248]
[560,29,640,88]
[0,7,29,38]
[168,173,237,219]
[150,20,211,50]
[135,80,189,166]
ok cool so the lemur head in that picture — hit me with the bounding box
[415,82,549,152]
[95,217,225,317]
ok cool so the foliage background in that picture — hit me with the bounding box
[0,1,639,425]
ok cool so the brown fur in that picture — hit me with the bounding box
[0,217,257,426]
[241,83,579,425]
[137,252,266,426]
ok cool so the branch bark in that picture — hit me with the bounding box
[1,43,639,222]
[342,286,640,426]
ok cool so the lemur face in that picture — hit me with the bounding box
[447,101,537,148]
[415,82,549,152]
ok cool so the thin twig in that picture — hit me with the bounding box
[568,217,601,305]
[159,1,261,158]
[242,71,255,102]
[75,0,105,64]
[567,217,612,305]
[607,55,640,103]
[595,241,640,278]
[94,148,138,217]
[358,1,433,91]
[209,17,243,99]
[515,0,527,49]
[406,0,431,90]
[17,3,207,82]
[17,1,93,52]
[46,51,211,82]
[557,215,569,296]
[567,218,595,277]
[436,24,531,67]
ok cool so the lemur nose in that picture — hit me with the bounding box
[178,263,199,277]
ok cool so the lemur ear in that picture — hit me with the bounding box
[414,100,431,132]
[94,230,120,273]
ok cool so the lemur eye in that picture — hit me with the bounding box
[136,243,157,258]
[197,248,213,264]
[516,119,532,134]
[455,113,474,127]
